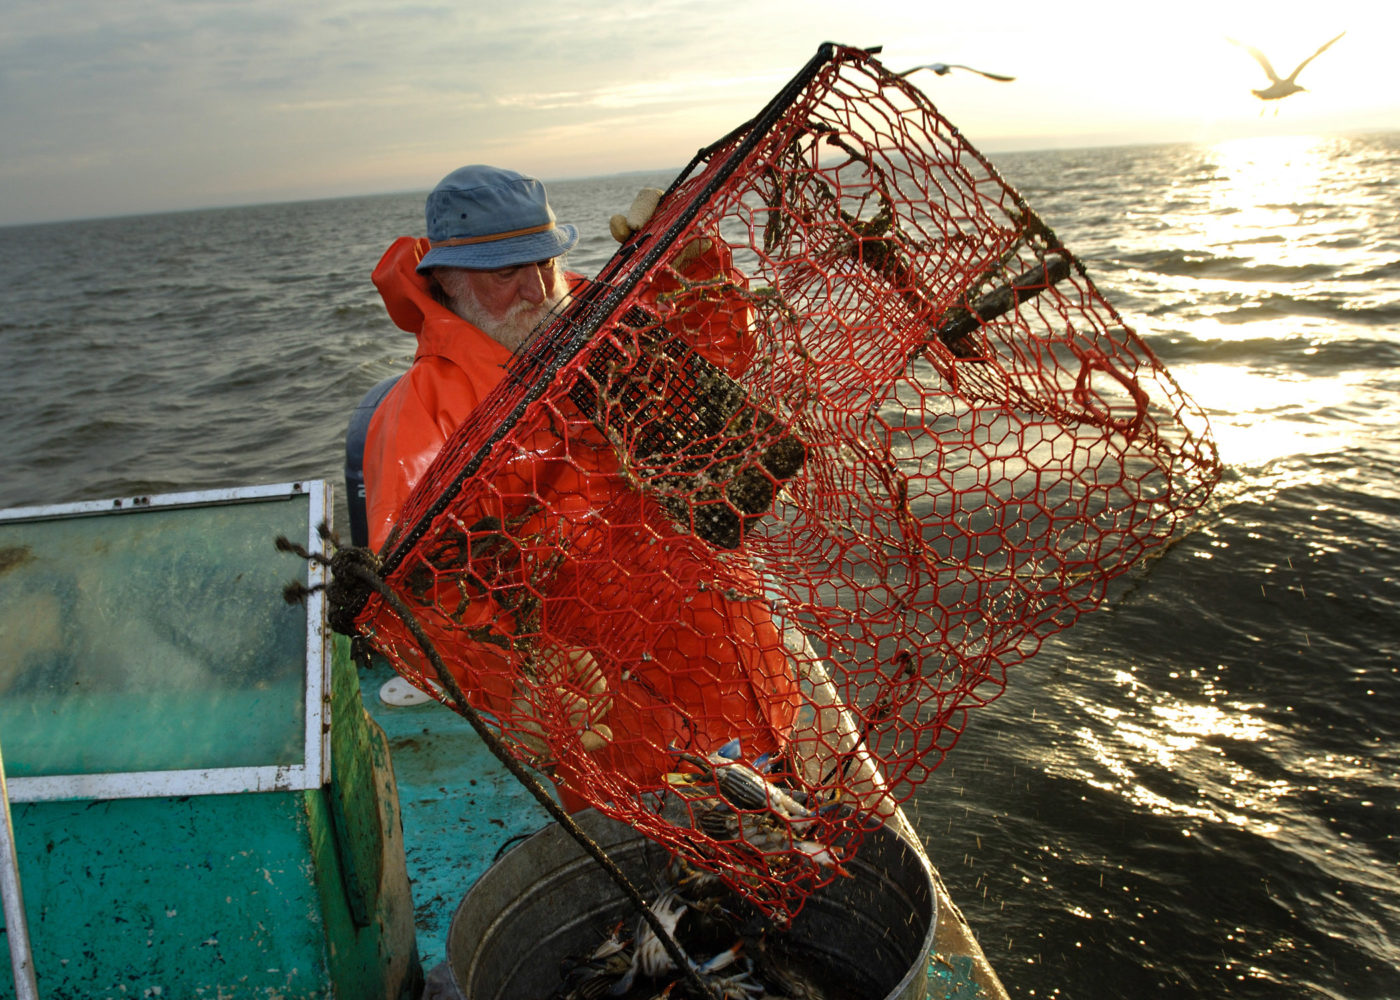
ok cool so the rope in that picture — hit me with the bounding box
[277,525,717,1000]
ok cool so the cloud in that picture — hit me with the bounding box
[0,0,1396,226]
[494,71,789,112]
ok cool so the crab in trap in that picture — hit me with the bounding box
[663,739,849,881]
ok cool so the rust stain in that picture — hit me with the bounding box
[0,545,35,576]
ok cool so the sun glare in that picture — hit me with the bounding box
[1172,364,1365,469]
[1209,135,1330,209]
[1196,134,1339,259]
[1139,132,1367,470]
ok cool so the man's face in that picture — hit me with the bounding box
[436,258,570,351]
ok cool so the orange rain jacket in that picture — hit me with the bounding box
[363,236,799,802]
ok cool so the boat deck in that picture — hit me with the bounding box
[357,656,552,971]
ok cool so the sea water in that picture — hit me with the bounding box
[1,133,1397,999]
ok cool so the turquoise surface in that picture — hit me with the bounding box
[356,654,555,973]
[3,792,329,999]
[928,953,987,999]
[0,491,423,1000]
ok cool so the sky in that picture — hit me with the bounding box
[3,0,1397,227]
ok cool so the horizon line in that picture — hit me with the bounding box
[3,127,1396,232]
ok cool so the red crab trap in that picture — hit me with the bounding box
[297,39,1220,1000]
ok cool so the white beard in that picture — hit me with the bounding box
[450,279,571,351]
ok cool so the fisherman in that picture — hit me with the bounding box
[363,165,585,550]
[362,165,799,810]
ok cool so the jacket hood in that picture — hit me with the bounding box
[373,236,440,337]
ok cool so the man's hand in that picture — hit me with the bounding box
[609,187,712,270]
[511,646,613,757]
[609,188,663,243]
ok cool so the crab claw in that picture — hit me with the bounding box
[792,839,852,877]
[692,941,744,975]
[633,889,689,978]
[715,737,743,760]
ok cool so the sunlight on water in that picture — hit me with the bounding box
[1170,363,1367,466]
[1202,135,1335,241]
[1136,133,1376,304]
[1062,671,1285,836]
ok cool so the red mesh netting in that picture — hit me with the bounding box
[355,44,1221,921]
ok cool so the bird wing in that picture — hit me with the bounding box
[947,64,1016,81]
[897,63,948,77]
[1285,30,1346,82]
[896,62,1015,81]
[1227,37,1282,82]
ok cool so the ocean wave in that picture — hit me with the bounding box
[1152,333,1400,370]
[1336,258,1400,282]
[1209,293,1400,328]
[1117,248,1337,283]
[1220,234,1287,246]
[326,300,392,333]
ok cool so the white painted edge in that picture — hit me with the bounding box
[5,764,325,803]
[303,480,332,788]
[0,481,321,522]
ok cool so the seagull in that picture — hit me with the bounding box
[897,62,1015,82]
[1227,31,1345,100]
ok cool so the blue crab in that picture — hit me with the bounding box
[667,739,814,828]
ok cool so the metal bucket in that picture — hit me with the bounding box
[447,809,936,1000]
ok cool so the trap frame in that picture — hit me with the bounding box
[344,42,1221,921]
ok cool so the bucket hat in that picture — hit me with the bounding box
[416,165,579,273]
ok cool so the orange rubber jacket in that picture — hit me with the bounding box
[363,236,798,802]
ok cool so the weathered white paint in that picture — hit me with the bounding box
[1,739,40,1000]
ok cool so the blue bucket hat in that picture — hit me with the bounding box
[416,165,579,273]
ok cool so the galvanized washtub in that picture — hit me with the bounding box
[446,808,937,1000]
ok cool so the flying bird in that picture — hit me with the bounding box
[897,62,1015,82]
[1227,31,1345,101]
